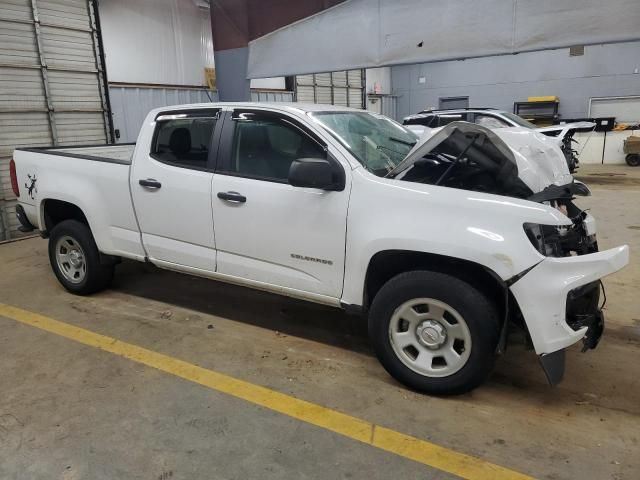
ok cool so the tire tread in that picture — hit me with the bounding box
[368,270,500,395]
[48,220,114,295]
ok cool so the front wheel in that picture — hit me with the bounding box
[368,271,500,395]
[626,154,640,167]
[48,220,114,295]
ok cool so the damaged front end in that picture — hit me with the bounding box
[525,184,598,258]
[566,281,605,352]
[391,122,533,198]
[392,122,620,385]
[391,121,575,198]
[394,122,600,261]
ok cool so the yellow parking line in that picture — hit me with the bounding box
[0,302,534,480]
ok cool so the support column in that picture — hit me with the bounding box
[209,0,348,100]
[30,0,58,145]
[210,0,250,102]
[213,47,251,102]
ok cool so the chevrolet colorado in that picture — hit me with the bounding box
[10,103,629,394]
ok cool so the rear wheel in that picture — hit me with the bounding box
[368,271,500,395]
[48,220,114,295]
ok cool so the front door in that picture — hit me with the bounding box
[211,109,350,299]
[130,109,220,271]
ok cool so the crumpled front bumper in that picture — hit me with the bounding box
[509,245,629,356]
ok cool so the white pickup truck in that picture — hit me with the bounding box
[10,103,629,395]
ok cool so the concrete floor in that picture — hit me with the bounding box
[1,164,639,480]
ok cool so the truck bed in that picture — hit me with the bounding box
[18,143,136,165]
[13,141,145,260]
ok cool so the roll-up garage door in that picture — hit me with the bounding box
[0,0,112,240]
[294,69,364,109]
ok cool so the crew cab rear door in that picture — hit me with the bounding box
[130,108,221,271]
[211,109,350,299]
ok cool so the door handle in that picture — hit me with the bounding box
[139,178,162,189]
[217,191,246,203]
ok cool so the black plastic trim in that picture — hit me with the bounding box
[528,180,591,203]
[217,191,246,203]
[15,204,36,232]
[418,107,499,113]
[505,262,541,286]
[214,170,289,185]
[18,142,135,149]
[154,108,221,120]
[16,145,135,165]
[340,302,364,316]
[139,179,162,188]
[539,349,566,386]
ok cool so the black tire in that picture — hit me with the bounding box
[48,219,114,295]
[368,270,500,395]
[626,154,640,167]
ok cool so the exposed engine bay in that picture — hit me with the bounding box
[395,126,533,198]
[392,122,576,194]
[524,201,598,257]
[392,122,597,257]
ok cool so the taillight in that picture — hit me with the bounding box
[9,159,20,197]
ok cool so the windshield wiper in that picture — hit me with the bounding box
[389,137,416,147]
[376,144,405,157]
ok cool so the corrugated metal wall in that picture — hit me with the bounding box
[295,70,365,108]
[0,0,111,240]
[250,90,294,103]
[379,95,397,119]
[109,86,217,143]
[109,85,295,144]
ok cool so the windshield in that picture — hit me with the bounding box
[310,112,418,176]
[500,112,537,129]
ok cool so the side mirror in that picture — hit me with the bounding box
[288,158,340,190]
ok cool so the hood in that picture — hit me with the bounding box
[393,122,571,194]
[491,127,573,191]
[536,121,596,139]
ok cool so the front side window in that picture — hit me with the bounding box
[311,111,417,176]
[151,114,217,169]
[226,114,325,181]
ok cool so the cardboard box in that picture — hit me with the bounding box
[623,135,640,154]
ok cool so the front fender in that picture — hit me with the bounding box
[340,170,559,306]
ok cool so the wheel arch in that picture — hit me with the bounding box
[40,199,90,237]
[360,249,532,351]
[365,250,505,307]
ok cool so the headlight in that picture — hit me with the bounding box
[523,223,572,257]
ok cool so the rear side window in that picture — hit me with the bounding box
[474,114,510,128]
[151,114,218,169]
[223,114,325,182]
[437,113,468,126]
